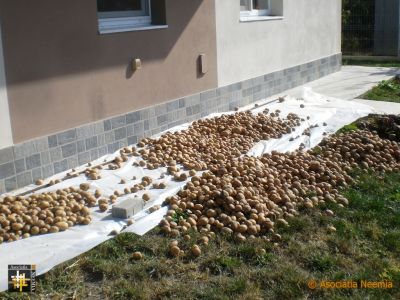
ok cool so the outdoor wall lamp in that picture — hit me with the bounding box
[132,58,142,71]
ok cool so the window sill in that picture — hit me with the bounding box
[99,24,168,34]
[240,15,283,22]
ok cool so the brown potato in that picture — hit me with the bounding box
[132,251,143,260]
[35,179,44,186]
[170,245,181,257]
[49,226,59,233]
[99,203,108,212]
[55,222,69,231]
[79,183,90,191]
[191,245,201,257]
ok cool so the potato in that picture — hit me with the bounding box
[49,226,59,233]
[327,226,336,233]
[110,229,119,236]
[256,248,266,256]
[169,240,179,248]
[271,234,281,242]
[82,217,91,225]
[170,246,181,257]
[199,236,209,245]
[35,179,44,186]
[79,183,90,191]
[31,226,40,235]
[132,251,143,260]
[276,219,289,227]
[235,233,246,242]
[81,207,90,216]
[11,223,23,231]
[191,245,201,257]
[325,210,334,217]
[94,190,102,199]
[98,199,108,205]
[38,200,50,210]
[170,229,180,237]
[149,205,160,213]
[99,203,108,212]
[55,222,69,231]
[167,166,177,174]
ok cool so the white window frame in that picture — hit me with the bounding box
[98,0,161,34]
[240,0,271,18]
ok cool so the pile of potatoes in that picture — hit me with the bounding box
[74,111,302,176]
[357,114,400,141]
[2,109,399,246]
[159,130,400,242]
[315,130,400,172]
[0,187,97,243]
[137,111,302,171]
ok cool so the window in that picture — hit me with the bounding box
[98,0,150,17]
[240,0,284,22]
[240,0,271,17]
[97,0,167,34]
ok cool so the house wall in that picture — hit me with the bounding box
[0,0,218,143]
[0,53,341,193]
[0,19,13,149]
[0,0,342,193]
[215,0,342,86]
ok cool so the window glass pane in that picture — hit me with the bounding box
[252,0,269,10]
[240,0,251,11]
[98,0,142,12]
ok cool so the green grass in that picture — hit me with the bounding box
[343,58,400,68]
[360,78,400,103]
[336,123,359,134]
[1,171,399,299]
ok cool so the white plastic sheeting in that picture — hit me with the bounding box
[0,88,375,292]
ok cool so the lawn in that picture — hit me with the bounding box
[2,170,399,300]
[360,77,400,103]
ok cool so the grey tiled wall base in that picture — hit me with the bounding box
[0,53,342,194]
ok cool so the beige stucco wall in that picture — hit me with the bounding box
[0,0,217,143]
[0,20,13,149]
[215,0,342,86]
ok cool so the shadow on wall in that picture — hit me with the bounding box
[0,0,203,87]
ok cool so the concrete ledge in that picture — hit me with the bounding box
[0,53,341,194]
[112,197,145,219]
[240,16,284,22]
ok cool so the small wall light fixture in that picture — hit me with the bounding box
[199,54,208,74]
[132,58,142,71]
